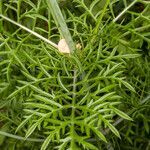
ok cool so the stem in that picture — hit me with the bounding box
[0,131,44,142]
[0,1,3,32]
[113,0,138,23]
[70,69,77,148]
[0,14,58,49]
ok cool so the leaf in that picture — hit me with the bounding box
[23,0,36,8]
[21,70,37,81]
[25,122,40,139]
[110,106,133,121]
[7,85,28,99]
[33,94,62,108]
[36,58,51,78]
[55,137,71,150]
[90,92,115,107]
[103,119,120,138]
[91,127,107,143]
[23,109,45,117]
[94,84,115,95]
[41,134,52,150]
[103,63,122,76]
[80,139,98,150]
[77,92,89,105]
[57,73,69,92]
[16,115,33,133]
[0,51,11,55]
[24,102,53,111]
[117,54,141,59]
[0,60,9,66]
[90,0,100,12]
[56,141,69,150]
[0,123,10,145]
[85,114,97,123]
[46,0,75,52]
[143,117,149,134]
[93,0,110,35]
[94,102,109,111]
[62,58,70,77]
[26,14,48,22]
[120,80,136,92]
[0,82,9,93]
[30,84,54,98]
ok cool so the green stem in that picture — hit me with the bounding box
[0,1,3,32]
[71,69,77,148]
[0,131,44,142]
[113,0,139,23]
[0,14,58,49]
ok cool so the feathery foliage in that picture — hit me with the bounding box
[0,0,150,149]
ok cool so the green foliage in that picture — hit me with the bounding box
[0,0,150,149]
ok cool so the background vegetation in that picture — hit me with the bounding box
[0,0,150,149]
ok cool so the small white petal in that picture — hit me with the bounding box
[58,39,70,54]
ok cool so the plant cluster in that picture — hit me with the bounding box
[0,0,150,150]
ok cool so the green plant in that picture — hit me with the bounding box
[0,0,150,149]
